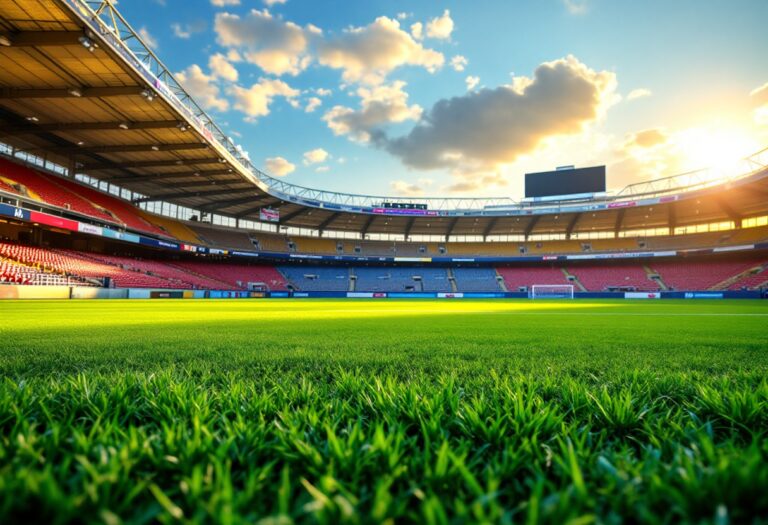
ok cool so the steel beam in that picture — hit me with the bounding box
[524,215,541,239]
[279,208,311,224]
[0,87,147,99]
[445,217,460,241]
[0,120,185,135]
[106,169,234,184]
[565,213,582,240]
[80,158,220,170]
[360,215,377,237]
[133,187,247,203]
[318,213,341,235]
[2,31,85,47]
[482,217,499,239]
[40,143,208,154]
[614,209,627,235]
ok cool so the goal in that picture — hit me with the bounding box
[529,284,574,299]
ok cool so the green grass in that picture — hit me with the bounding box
[0,298,766,524]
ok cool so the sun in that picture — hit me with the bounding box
[672,126,762,180]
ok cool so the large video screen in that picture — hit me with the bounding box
[525,166,606,198]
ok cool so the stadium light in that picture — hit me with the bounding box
[67,87,83,97]
[118,122,130,130]
[177,122,189,132]
[78,35,96,52]
[0,34,11,47]
[25,116,39,122]
[140,89,155,102]
[150,145,160,151]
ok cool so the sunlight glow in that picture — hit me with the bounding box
[672,126,761,181]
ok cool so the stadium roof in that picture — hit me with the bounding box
[1,0,767,239]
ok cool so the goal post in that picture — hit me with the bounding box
[529,284,575,299]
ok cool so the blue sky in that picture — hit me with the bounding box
[120,0,768,198]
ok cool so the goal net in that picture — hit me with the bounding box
[529,284,574,299]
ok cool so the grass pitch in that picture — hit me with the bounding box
[0,299,766,524]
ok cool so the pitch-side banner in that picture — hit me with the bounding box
[624,292,660,299]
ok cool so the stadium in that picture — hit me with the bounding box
[0,1,766,523]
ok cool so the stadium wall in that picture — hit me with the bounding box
[0,286,762,300]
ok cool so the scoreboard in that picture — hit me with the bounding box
[525,166,606,199]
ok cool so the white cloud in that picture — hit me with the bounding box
[211,0,240,6]
[390,178,433,196]
[624,128,667,149]
[138,27,158,49]
[265,156,295,176]
[627,88,652,101]
[397,12,411,21]
[379,56,617,185]
[563,0,588,15]
[465,75,480,91]
[170,21,205,39]
[315,166,330,173]
[176,64,229,112]
[317,16,444,85]
[171,23,191,39]
[305,97,322,113]
[209,53,239,82]
[214,9,313,76]
[426,10,454,40]
[450,55,468,72]
[228,78,299,119]
[410,22,423,40]
[264,0,287,5]
[303,148,330,165]
[234,143,251,161]
[314,88,332,97]
[323,81,422,142]
[227,49,242,62]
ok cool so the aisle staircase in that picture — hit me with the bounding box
[562,268,586,292]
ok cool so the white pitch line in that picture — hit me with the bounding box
[267,309,768,317]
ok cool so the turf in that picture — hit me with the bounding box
[0,299,766,524]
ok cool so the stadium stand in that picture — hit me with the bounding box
[0,177,19,195]
[138,212,206,245]
[290,238,337,255]
[651,258,767,291]
[251,233,289,253]
[452,267,503,292]
[353,267,420,292]
[589,238,640,252]
[188,223,256,251]
[0,242,188,288]
[46,174,167,237]
[448,243,521,256]
[496,266,570,292]
[0,254,82,286]
[278,265,350,291]
[0,159,115,223]
[79,253,234,290]
[416,268,452,292]
[569,263,658,292]
[727,263,768,290]
[172,261,288,291]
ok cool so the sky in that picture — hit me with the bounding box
[119,0,768,199]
